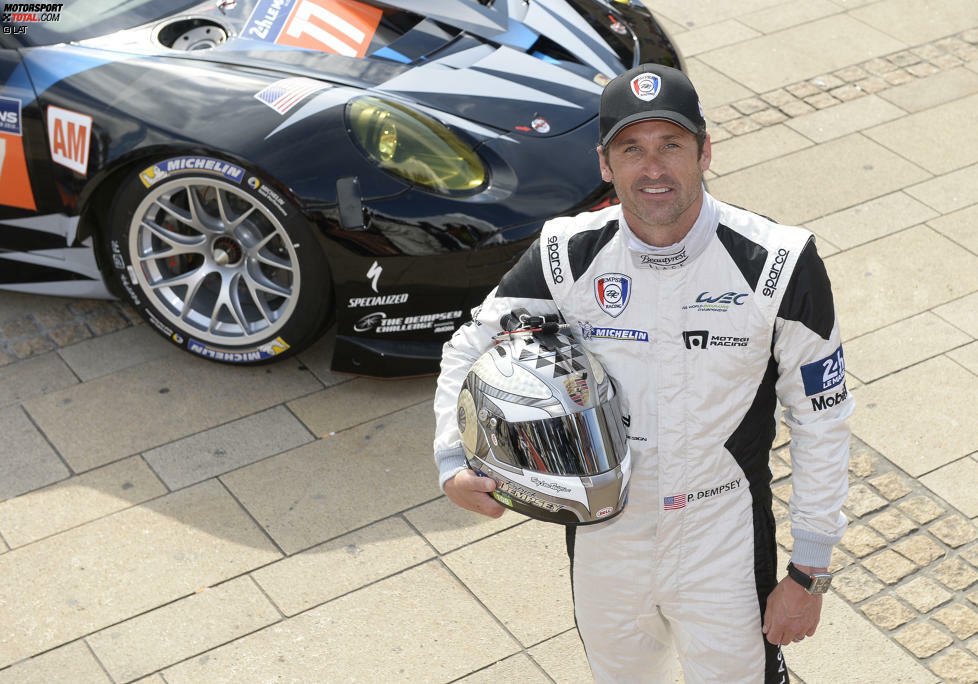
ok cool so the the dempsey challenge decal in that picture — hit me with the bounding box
[594,273,631,317]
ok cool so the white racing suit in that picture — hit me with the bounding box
[433,191,852,683]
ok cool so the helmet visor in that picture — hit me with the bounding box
[490,402,626,476]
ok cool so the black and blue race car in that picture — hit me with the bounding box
[0,0,680,376]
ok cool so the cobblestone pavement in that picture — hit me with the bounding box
[2,1,978,683]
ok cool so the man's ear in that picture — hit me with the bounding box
[597,145,613,182]
[699,134,712,172]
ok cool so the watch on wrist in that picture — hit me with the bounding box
[787,562,832,594]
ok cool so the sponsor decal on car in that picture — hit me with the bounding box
[0,97,21,135]
[244,0,382,58]
[683,291,749,312]
[254,76,330,115]
[800,345,846,396]
[366,260,382,292]
[246,176,288,214]
[47,105,91,175]
[594,273,631,317]
[353,309,462,334]
[681,330,749,349]
[187,336,290,362]
[139,157,245,188]
[580,321,648,342]
[348,293,409,307]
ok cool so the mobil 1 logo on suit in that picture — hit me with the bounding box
[801,345,848,411]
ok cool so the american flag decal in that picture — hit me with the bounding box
[663,494,687,510]
[254,77,329,115]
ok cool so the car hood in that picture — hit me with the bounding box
[75,0,629,137]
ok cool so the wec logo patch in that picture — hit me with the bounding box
[594,273,631,317]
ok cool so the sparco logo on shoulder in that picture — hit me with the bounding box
[763,248,789,297]
[546,235,563,284]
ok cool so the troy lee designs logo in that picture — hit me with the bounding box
[763,248,790,297]
[546,235,563,284]
[594,273,631,317]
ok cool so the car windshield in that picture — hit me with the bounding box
[2,0,204,47]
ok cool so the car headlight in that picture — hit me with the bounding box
[347,96,486,194]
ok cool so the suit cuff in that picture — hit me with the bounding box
[436,446,468,492]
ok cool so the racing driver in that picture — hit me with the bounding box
[432,63,853,683]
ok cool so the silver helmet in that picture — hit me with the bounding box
[457,322,630,525]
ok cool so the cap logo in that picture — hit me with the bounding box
[630,73,661,102]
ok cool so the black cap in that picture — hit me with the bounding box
[599,63,705,147]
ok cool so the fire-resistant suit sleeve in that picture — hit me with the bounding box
[432,237,561,490]
[772,239,853,568]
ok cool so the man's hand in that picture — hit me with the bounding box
[444,469,506,519]
[762,565,825,646]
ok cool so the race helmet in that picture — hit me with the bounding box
[457,314,631,525]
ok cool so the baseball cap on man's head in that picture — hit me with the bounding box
[599,63,705,147]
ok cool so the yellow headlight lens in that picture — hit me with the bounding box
[348,97,486,193]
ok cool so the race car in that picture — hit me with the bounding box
[0,0,681,376]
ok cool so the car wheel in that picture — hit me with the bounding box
[107,156,332,364]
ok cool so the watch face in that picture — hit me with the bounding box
[809,574,833,594]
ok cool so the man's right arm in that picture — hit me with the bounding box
[432,236,560,499]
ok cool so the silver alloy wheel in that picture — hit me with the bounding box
[128,177,300,346]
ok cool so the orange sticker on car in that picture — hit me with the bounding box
[0,133,37,210]
[276,0,382,57]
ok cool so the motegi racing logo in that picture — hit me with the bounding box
[682,330,749,349]
[2,3,62,22]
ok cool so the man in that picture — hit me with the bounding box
[432,63,852,683]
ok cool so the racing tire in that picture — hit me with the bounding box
[106,155,332,365]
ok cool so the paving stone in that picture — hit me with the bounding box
[776,520,793,551]
[894,621,953,659]
[935,37,971,54]
[31,307,75,329]
[9,336,55,359]
[828,546,855,573]
[970,592,978,610]
[732,97,768,115]
[672,19,761,58]
[899,496,946,525]
[958,45,978,62]
[867,509,918,541]
[760,89,797,108]
[833,566,884,602]
[0,640,110,684]
[936,292,978,338]
[143,406,314,491]
[0,480,281,669]
[529,630,592,684]
[0,352,78,410]
[907,62,940,78]
[934,557,978,591]
[834,65,868,82]
[869,471,913,501]
[458,653,550,683]
[444,521,573,647]
[932,54,964,70]
[709,125,813,175]
[162,561,519,683]
[848,446,876,478]
[840,524,888,557]
[961,29,978,44]
[786,81,821,98]
[889,51,922,67]
[897,577,954,612]
[682,58,753,110]
[830,84,866,101]
[221,403,441,554]
[804,92,839,109]
[933,603,978,639]
[404,496,523,555]
[931,516,978,549]
[0,350,11,367]
[707,126,732,143]
[811,74,845,90]
[773,483,792,504]
[929,204,978,256]
[929,649,978,684]
[56,325,176,382]
[86,576,281,682]
[912,45,945,60]
[706,105,740,123]
[0,456,166,548]
[921,458,978,518]
[48,323,92,347]
[861,595,917,630]
[862,57,898,75]
[845,484,888,517]
[779,100,815,117]
[962,545,978,567]
[0,405,69,503]
[749,109,787,126]
[863,549,919,584]
[893,535,947,567]
[723,117,762,135]
[855,76,889,93]
[86,310,130,336]
[251,517,435,617]
[788,94,904,147]
[883,69,915,86]
[0,316,39,338]
[770,453,791,482]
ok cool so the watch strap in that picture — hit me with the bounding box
[786,562,813,590]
